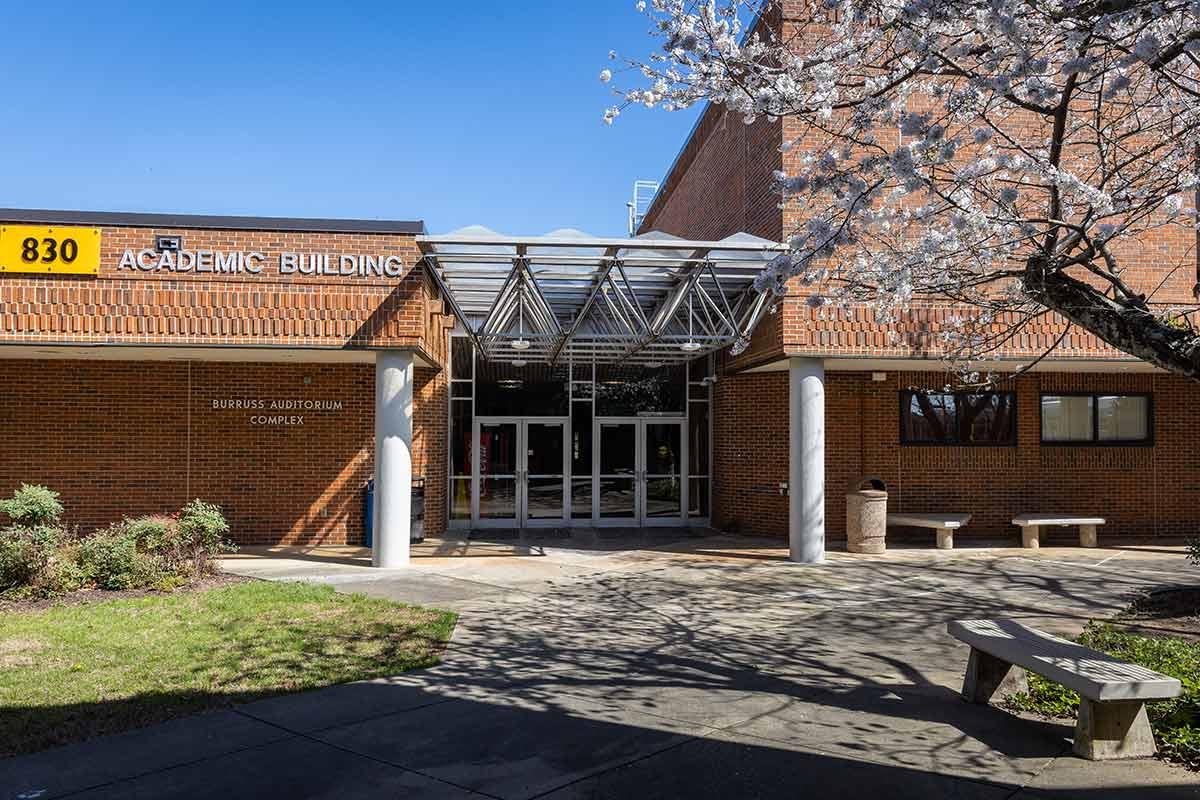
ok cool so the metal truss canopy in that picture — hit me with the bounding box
[419,226,784,365]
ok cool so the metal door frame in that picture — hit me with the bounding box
[640,418,687,527]
[592,417,688,527]
[472,416,568,528]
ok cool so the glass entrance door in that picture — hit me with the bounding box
[523,421,567,527]
[477,420,518,526]
[474,418,566,527]
[642,421,683,525]
[596,421,638,522]
[593,418,686,525]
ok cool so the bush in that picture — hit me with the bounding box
[1188,536,1200,567]
[0,485,64,527]
[0,525,81,598]
[176,500,234,575]
[124,515,177,552]
[0,490,233,598]
[76,528,142,590]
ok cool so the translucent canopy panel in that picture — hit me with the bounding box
[420,228,784,365]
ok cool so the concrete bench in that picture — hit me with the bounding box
[1012,515,1105,548]
[948,619,1181,760]
[887,513,971,550]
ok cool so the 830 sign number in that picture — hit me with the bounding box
[0,225,100,275]
[21,236,80,264]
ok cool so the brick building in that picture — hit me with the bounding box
[638,83,1199,552]
[1,93,1196,558]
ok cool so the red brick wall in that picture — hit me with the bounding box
[639,106,783,244]
[712,370,790,536]
[0,223,451,357]
[0,358,447,545]
[713,367,1200,544]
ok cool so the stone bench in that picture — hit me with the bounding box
[948,619,1181,760]
[1012,515,1105,548]
[886,513,971,550]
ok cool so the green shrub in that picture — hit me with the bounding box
[124,515,177,552]
[1007,621,1200,770]
[0,494,232,598]
[0,485,64,527]
[76,528,140,590]
[1188,536,1200,567]
[0,525,81,598]
[76,527,185,591]
[177,500,234,575]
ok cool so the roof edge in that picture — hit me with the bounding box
[0,208,426,235]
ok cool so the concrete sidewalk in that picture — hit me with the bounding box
[4,535,1199,799]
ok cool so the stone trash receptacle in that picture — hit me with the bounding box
[846,476,888,554]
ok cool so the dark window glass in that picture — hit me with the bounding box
[901,392,957,444]
[475,361,568,416]
[595,364,686,416]
[525,423,564,476]
[900,391,1015,445]
[451,337,473,380]
[571,478,593,519]
[960,393,1016,444]
[479,422,518,475]
[450,400,473,476]
[572,403,593,476]
[598,421,636,474]
[572,361,594,382]
[644,423,681,478]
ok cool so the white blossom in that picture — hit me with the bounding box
[607,0,1200,378]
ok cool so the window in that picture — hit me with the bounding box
[900,391,1016,445]
[1040,394,1152,444]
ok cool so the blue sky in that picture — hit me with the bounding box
[0,2,700,237]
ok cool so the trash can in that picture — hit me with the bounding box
[846,476,887,554]
[362,477,425,546]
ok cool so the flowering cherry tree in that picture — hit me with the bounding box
[606,0,1200,378]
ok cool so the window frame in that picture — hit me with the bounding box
[898,390,1018,447]
[1038,391,1154,446]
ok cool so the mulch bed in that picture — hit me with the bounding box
[1114,586,1200,643]
[0,573,253,613]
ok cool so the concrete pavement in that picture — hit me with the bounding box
[3,533,1198,799]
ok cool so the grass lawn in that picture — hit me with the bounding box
[0,580,457,758]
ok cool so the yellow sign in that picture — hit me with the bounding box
[0,225,101,275]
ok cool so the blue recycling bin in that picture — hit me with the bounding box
[363,479,375,547]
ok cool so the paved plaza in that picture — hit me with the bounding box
[4,532,1198,799]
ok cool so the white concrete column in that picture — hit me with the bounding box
[789,357,825,563]
[373,350,413,568]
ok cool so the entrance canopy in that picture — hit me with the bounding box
[418,226,785,366]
